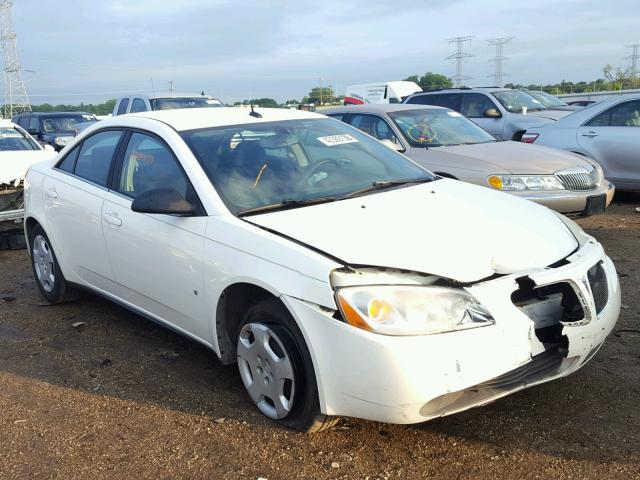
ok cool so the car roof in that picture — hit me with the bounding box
[120,92,219,100]
[410,87,509,95]
[100,107,324,132]
[322,104,448,115]
[15,111,93,117]
[0,119,18,128]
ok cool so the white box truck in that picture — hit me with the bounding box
[344,81,422,105]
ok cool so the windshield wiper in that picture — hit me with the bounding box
[339,177,434,200]
[237,196,338,217]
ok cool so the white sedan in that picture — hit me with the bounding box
[24,107,621,431]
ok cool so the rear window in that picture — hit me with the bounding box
[150,97,223,110]
[0,127,39,151]
[41,115,95,133]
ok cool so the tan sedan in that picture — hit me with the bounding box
[323,104,614,216]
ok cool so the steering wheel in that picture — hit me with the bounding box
[406,124,437,143]
[302,158,340,185]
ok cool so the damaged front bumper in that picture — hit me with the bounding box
[283,238,620,424]
[1,184,25,229]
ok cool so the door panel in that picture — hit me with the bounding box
[577,126,639,186]
[42,172,116,291]
[579,100,640,187]
[101,130,208,339]
[102,193,208,338]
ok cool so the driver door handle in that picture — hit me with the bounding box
[103,212,122,227]
[582,131,599,137]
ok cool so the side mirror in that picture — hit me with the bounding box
[380,139,405,152]
[484,108,501,118]
[131,188,196,216]
[43,144,55,152]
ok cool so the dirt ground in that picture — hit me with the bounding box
[1,195,639,480]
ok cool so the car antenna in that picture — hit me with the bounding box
[249,104,262,118]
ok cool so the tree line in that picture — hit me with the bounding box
[13,63,640,114]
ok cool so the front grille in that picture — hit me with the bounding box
[555,169,598,191]
[587,262,608,314]
[473,347,564,391]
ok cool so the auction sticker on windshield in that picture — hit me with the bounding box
[317,134,359,146]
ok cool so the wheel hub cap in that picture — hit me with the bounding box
[32,234,55,293]
[237,323,295,420]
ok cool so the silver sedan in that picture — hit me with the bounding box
[522,96,640,191]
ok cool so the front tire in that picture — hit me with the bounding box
[29,225,81,304]
[236,299,338,432]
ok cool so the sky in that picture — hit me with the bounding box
[11,0,640,105]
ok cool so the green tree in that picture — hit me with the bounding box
[307,87,334,105]
[404,72,453,91]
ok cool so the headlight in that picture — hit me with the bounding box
[54,136,71,146]
[336,285,494,336]
[488,174,565,191]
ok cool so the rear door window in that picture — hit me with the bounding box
[28,117,39,131]
[130,98,147,113]
[74,130,123,187]
[349,114,400,144]
[116,98,130,115]
[406,94,440,106]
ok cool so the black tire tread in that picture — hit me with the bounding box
[29,224,82,304]
[239,298,339,433]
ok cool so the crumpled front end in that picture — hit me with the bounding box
[1,180,26,249]
[284,237,620,424]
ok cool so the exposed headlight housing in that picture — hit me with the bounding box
[488,174,565,191]
[336,285,494,336]
[54,136,71,147]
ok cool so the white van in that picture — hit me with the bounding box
[344,81,422,105]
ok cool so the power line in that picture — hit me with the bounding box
[626,43,640,79]
[447,36,474,87]
[487,37,514,87]
[0,0,30,117]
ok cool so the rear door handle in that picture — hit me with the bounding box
[46,187,58,198]
[103,212,122,226]
[582,131,599,137]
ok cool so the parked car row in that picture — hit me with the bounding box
[2,80,630,432]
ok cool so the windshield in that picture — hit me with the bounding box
[527,91,568,108]
[389,109,496,147]
[151,97,223,110]
[182,119,433,214]
[0,127,39,151]
[41,115,96,133]
[491,90,547,113]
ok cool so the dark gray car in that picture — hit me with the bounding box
[403,87,572,141]
[322,104,614,216]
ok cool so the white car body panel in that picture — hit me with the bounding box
[248,180,578,282]
[0,150,56,184]
[23,108,621,425]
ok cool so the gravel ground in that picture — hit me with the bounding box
[0,196,639,480]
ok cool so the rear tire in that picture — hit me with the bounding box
[29,224,81,304]
[236,298,338,432]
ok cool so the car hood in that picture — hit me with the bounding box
[247,179,578,283]
[412,141,594,174]
[0,150,57,184]
[526,109,573,121]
